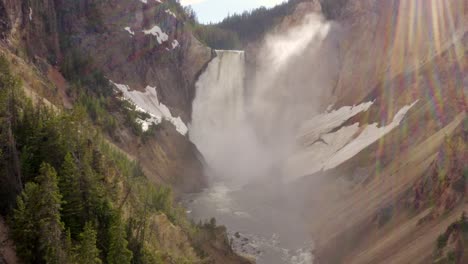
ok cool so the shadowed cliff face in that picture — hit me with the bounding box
[52,0,212,121]
[1,0,213,120]
[0,0,214,193]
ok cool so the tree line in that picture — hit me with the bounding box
[0,55,187,263]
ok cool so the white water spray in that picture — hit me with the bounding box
[190,50,272,184]
[188,12,339,264]
[190,13,339,184]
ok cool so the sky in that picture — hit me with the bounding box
[180,0,287,24]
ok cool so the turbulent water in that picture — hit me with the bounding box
[183,182,313,264]
[188,49,317,263]
[188,13,339,264]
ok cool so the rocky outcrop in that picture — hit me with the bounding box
[292,0,468,263]
[51,0,212,121]
[0,0,213,193]
[0,217,17,264]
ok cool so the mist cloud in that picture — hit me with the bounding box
[191,12,341,185]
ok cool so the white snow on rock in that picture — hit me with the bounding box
[140,0,162,4]
[124,27,135,36]
[323,100,418,170]
[165,9,177,18]
[143,25,169,44]
[171,40,180,49]
[111,81,188,135]
[29,7,33,21]
[286,100,418,180]
[297,101,374,146]
[137,115,161,132]
[286,123,360,177]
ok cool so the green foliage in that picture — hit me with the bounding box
[194,0,297,48]
[192,0,351,49]
[59,153,85,237]
[446,251,456,263]
[0,55,23,213]
[60,49,113,97]
[435,213,468,264]
[437,232,449,249]
[148,185,173,215]
[108,215,133,264]
[11,163,65,264]
[0,53,218,263]
[36,163,66,264]
[140,248,164,264]
[76,93,120,137]
[11,182,41,263]
[319,0,350,19]
[59,45,150,138]
[193,25,241,50]
[74,222,102,264]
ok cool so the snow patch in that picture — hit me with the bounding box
[323,101,418,170]
[141,0,162,3]
[111,81,188,135]
[124,27,135,36]
[287,101,418,180]
[137,115,161,132]
[297,101,374,146]
[286,123,360,177]
[171,40,179,49]
[29,7,33,21]
[143,25,169,44]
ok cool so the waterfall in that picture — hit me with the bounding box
[190,14,340,185]
[191,50,246,138]
[188,13,340,264]
[190,50,270,183]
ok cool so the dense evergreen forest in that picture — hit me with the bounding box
[0,55,222,264]
[188,0,299,49]
[188,0,350,49]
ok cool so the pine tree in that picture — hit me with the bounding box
[107,216,133,264]
[74,222,102,264]
[11,163,66,264]
[11,182,41,263]
[36,163,66,264]
[64,229,75,263]
[59,152,84,237]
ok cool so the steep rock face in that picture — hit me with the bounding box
[332,0,467,106]
[53,0,212,121]
[0,217,17,264]
[0,0,60,61]
[250,0,467,263]
[116,121,207,193]
[0,0,213,192]
[291,0,468,263]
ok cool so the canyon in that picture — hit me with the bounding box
[0,0,466,263]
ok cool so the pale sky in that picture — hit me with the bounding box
[180,0,287,24]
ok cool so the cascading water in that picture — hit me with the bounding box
[186,7,422,264]
[190,14,339,185]
[186,13,340,264]
[190,50,272,185]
